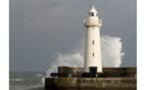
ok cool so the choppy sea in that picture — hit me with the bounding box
[10,72,46,90]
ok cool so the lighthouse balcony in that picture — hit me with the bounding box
[84,19,102,27]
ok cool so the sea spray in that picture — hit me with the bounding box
[101,36,125,67]
[46,35,125,77]
[41,77,45,87]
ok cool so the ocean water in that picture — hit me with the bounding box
[10,72,46,90]
[10,72,136,90]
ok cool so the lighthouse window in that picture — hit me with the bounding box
[93,53,94,57]
[89,12,94,16]
[92,40,94,45]
[91,13,94,16]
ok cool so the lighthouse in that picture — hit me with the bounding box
[84,6,102,73]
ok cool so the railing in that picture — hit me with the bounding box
[84,19,102,27]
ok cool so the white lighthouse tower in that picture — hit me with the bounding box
[84,6,102,73]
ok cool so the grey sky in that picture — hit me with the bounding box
[10,0,136,71]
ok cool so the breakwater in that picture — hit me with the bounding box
[45,77,136,89]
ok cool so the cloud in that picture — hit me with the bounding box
[46,35,125,76]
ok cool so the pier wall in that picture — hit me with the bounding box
[45,77,136,89]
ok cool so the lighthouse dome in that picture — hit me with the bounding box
[89,6,98,13]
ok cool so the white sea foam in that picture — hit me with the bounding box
[35,74,43,77]
[41,77,45,87]
[10,85,43,90]
[10,78,23,82]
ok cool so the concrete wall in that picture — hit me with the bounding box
[103,67,136,77]
[45,77,136,89]
[57,67,136,77]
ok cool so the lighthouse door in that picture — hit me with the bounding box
[89,67,97,77]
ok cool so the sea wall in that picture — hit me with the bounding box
[45,77,136,89]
